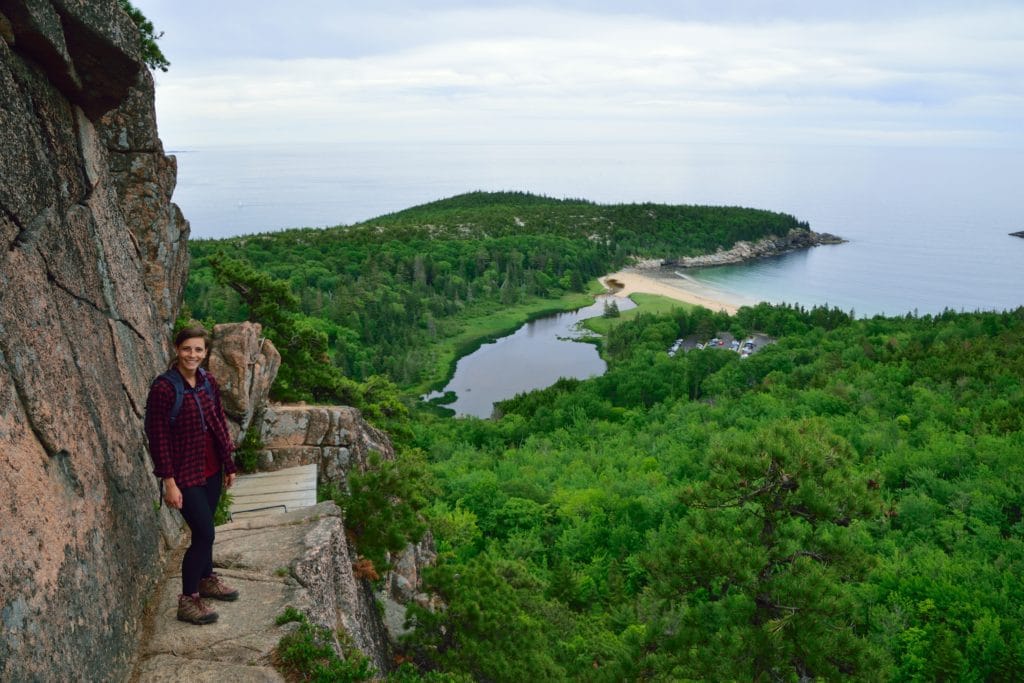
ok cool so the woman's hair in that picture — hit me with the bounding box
[173,324,210,349]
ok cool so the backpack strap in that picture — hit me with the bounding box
[197,367,215,403]
[158,369,187,424]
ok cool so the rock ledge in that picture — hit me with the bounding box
[133,501,387,680]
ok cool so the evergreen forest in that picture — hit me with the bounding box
[185,193,1024,681]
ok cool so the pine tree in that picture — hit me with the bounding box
[642,418,884,679]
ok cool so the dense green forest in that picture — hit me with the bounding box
[186,192,805,391]
[185,195,1023,680]
[404,304,1024,681]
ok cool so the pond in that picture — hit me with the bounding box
[424,295,636,418]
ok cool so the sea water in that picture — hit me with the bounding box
[172,141,1024,316]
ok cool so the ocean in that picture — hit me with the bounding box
[171,142,1024,317]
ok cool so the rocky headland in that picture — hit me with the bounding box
[664,228,845,268]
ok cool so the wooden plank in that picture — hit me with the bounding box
[233,491,315,501]
[232,497,315,507]
[233,471,316,485]
[236,472,317,486]
[232,480,316,495]
[235,473,315,483]
[228,464,319,520]
[231,508,289,519]
[237,464,317,480]
[233,492,315,503]
[233,499,314,512]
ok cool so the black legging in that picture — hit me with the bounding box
[179,471,222,595]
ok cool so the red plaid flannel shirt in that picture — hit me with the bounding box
[145,368,237,489]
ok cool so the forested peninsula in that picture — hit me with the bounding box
[185,192,1024,680]
[187,192,810,392]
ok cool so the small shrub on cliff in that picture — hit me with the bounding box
[118,0,170,72]
[213,489,233,526]
[233,419,264,473]
[274,609,375,682]
[352,556,380,581]
[326,450,431,573]
[387,663,474,682]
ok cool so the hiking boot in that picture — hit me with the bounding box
[199,572,240,602]
[177,594,218,625]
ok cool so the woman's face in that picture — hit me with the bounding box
[176,336,207,373]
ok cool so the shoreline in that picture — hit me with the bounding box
[601,268,748,315]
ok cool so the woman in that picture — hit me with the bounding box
[145,325,241,625]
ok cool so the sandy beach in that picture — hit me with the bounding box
[601,268,748,315]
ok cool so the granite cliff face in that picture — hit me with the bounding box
[0,2,187,679]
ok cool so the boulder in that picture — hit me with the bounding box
[207,321,281,438]
[259,405,395,483]
[255,403,438,647]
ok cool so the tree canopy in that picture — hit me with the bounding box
[118,0,170,72]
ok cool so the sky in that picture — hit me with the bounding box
[131,0,1024,149]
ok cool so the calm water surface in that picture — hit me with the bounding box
[427,296,636,418]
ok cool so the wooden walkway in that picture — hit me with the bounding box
[228,464,318,520]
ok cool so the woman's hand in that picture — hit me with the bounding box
[225,472,236,489]
[163,478,182,509]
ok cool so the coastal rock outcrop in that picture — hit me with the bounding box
[667,228,845,268]
[0,2,186,680]
[0,3,432,679]
[198,323,438,668]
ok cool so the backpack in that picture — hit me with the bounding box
[156,367,214,423]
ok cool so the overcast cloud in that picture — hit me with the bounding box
[132,1,1024,148]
